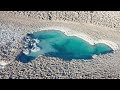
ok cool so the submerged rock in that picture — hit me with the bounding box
[22,35,41,55]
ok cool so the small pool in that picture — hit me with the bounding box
[16,30,113,63]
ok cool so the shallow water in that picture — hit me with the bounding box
[17,30,113,63]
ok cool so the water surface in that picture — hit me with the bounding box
[17,30,113,63]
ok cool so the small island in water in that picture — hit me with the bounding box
[16,30,113,63]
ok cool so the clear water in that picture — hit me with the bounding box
[16,30,113,63]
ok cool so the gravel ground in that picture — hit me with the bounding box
[0,11,120,79]
[0,26,22,63]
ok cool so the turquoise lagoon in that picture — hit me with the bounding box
[16,30,113,63]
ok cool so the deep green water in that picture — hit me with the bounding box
[17,30,113,63]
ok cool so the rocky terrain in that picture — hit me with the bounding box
[1,11,120,29]
[0,11,120,79]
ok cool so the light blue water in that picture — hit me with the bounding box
[16,30,113,63]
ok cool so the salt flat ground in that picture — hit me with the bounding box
[0,13,120,79]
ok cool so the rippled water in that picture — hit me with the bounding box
[16,30,113,63]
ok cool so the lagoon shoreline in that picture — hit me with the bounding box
[0,11,120,79]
